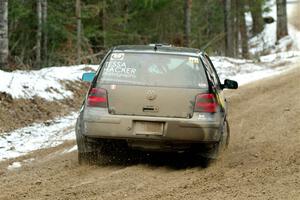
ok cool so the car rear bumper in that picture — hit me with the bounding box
[82,108,223,144]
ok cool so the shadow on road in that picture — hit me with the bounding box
[86,147,212,170]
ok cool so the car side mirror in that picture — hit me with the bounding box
[222,79,238,89]
[82,72,95,83]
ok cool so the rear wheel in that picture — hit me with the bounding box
[76,118,99,165]
[78,139,130,165]
[76,118,130,165]
[200,119,230,160]
[77,136,99,165]
[220,119,230,150]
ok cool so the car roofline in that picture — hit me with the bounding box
[111,45,205,57]
[111,49,202,57]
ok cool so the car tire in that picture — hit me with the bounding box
[214,118,230,156]
[220,119,230,150]
[200,119,230,160]
[76,117,99,165]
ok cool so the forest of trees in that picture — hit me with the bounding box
[0,0,288,70]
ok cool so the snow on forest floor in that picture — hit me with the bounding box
[249,0,300,54]
[213,51,300,85]
[0,65,98,100]
[1,53,300,162]
[0,113,77,161]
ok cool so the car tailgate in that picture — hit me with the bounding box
[102,85,207,118]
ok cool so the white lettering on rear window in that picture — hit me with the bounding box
[103,61,137,79]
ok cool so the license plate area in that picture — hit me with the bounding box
[134,121,164,136]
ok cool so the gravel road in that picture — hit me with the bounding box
[0,64,299,200]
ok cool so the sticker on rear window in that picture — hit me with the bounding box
[103,61,137,79]
[111,53,125,60]
[198,83,207,88]
[189,57,199,64]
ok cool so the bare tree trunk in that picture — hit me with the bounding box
[184,0,192,47]
[224,0,234,57]
[249,0,264,35]
[36,0,42,68]
[0,0,8,69]
[76,0,81,64]
[99,0,106,49]
[123,0,129,31]
[240,0,249,58]
[276,0,288,41]
[233,0,239,57]
[42,0,47,66]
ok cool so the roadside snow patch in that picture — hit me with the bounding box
[260,51,300,63]
[6,158,35,170]
[288,24,300,50]
[211,56,299,85]
[7,162,22,170]
[0,65,98,101]
[0,113,77,161]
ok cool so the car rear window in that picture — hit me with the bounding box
[98,52,208,89]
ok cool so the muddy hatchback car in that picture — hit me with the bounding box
[76,45,238,164]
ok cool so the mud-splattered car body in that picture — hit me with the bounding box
[76,45,238,164]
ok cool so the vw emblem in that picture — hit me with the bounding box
[146,90,157,101]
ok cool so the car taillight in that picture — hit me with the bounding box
[87,88,107,108]
[194,93,218,113]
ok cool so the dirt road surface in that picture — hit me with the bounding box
[0,64,299,200]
